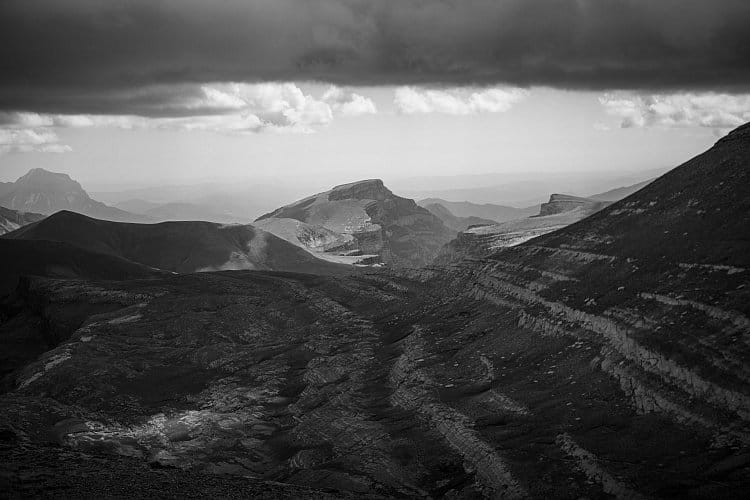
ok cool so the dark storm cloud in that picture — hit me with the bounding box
[1,0,749,115]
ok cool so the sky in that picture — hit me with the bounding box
[1,0,749,194]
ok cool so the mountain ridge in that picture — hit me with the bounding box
[258,179,454,267]
[4,210,351,276]
[0,169,149,223]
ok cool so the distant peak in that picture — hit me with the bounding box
[14,168,83,190]
[328,179,393,201]
[19,168,71,180]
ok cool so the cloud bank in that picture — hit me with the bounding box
[0,84,377,153]
[394,87,527,115]
[601,93,750,130]
[1,0,749,117]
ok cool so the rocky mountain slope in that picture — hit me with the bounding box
[0,206,44,235]
[454,207,594,252]
[449,193,611,254]
[429,122,750,496]
[0,169,148,223]
[422,202,496,232]
[253,217,376,265]
[537,124,750,267]
[257,179,454,267]
[4,211,351,276]
[1,125,748,498]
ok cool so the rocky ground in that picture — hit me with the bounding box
[1,126,749,498]
[1,259,747,498]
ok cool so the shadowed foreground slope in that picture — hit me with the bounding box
[5,211,351,276]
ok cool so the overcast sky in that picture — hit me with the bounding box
[1,0,749,191]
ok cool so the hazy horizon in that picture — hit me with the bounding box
[0,85,725,195]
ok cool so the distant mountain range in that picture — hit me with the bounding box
[418,177,653,222]
[397,168,668,206]
[115,200,243,224]
[422,177,654,252]
[94,183,307,222]
[418,198,538,222]
[0,169,147,223]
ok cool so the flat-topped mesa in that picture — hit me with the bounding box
[538,193,610,216]
[257,179,454,267]
[328,179,393,202]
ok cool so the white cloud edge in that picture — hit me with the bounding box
[599,92,750,132]
[393,86,529,115]
[0,83,379,154]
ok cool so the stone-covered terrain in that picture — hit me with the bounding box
[257,179,455,267]
[1,124,749,498]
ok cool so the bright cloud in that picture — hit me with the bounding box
[600,93,750,130]
[0,83,381,153]
[394,87,528,115]
[322,87,377,116]
[0,114,71,154]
